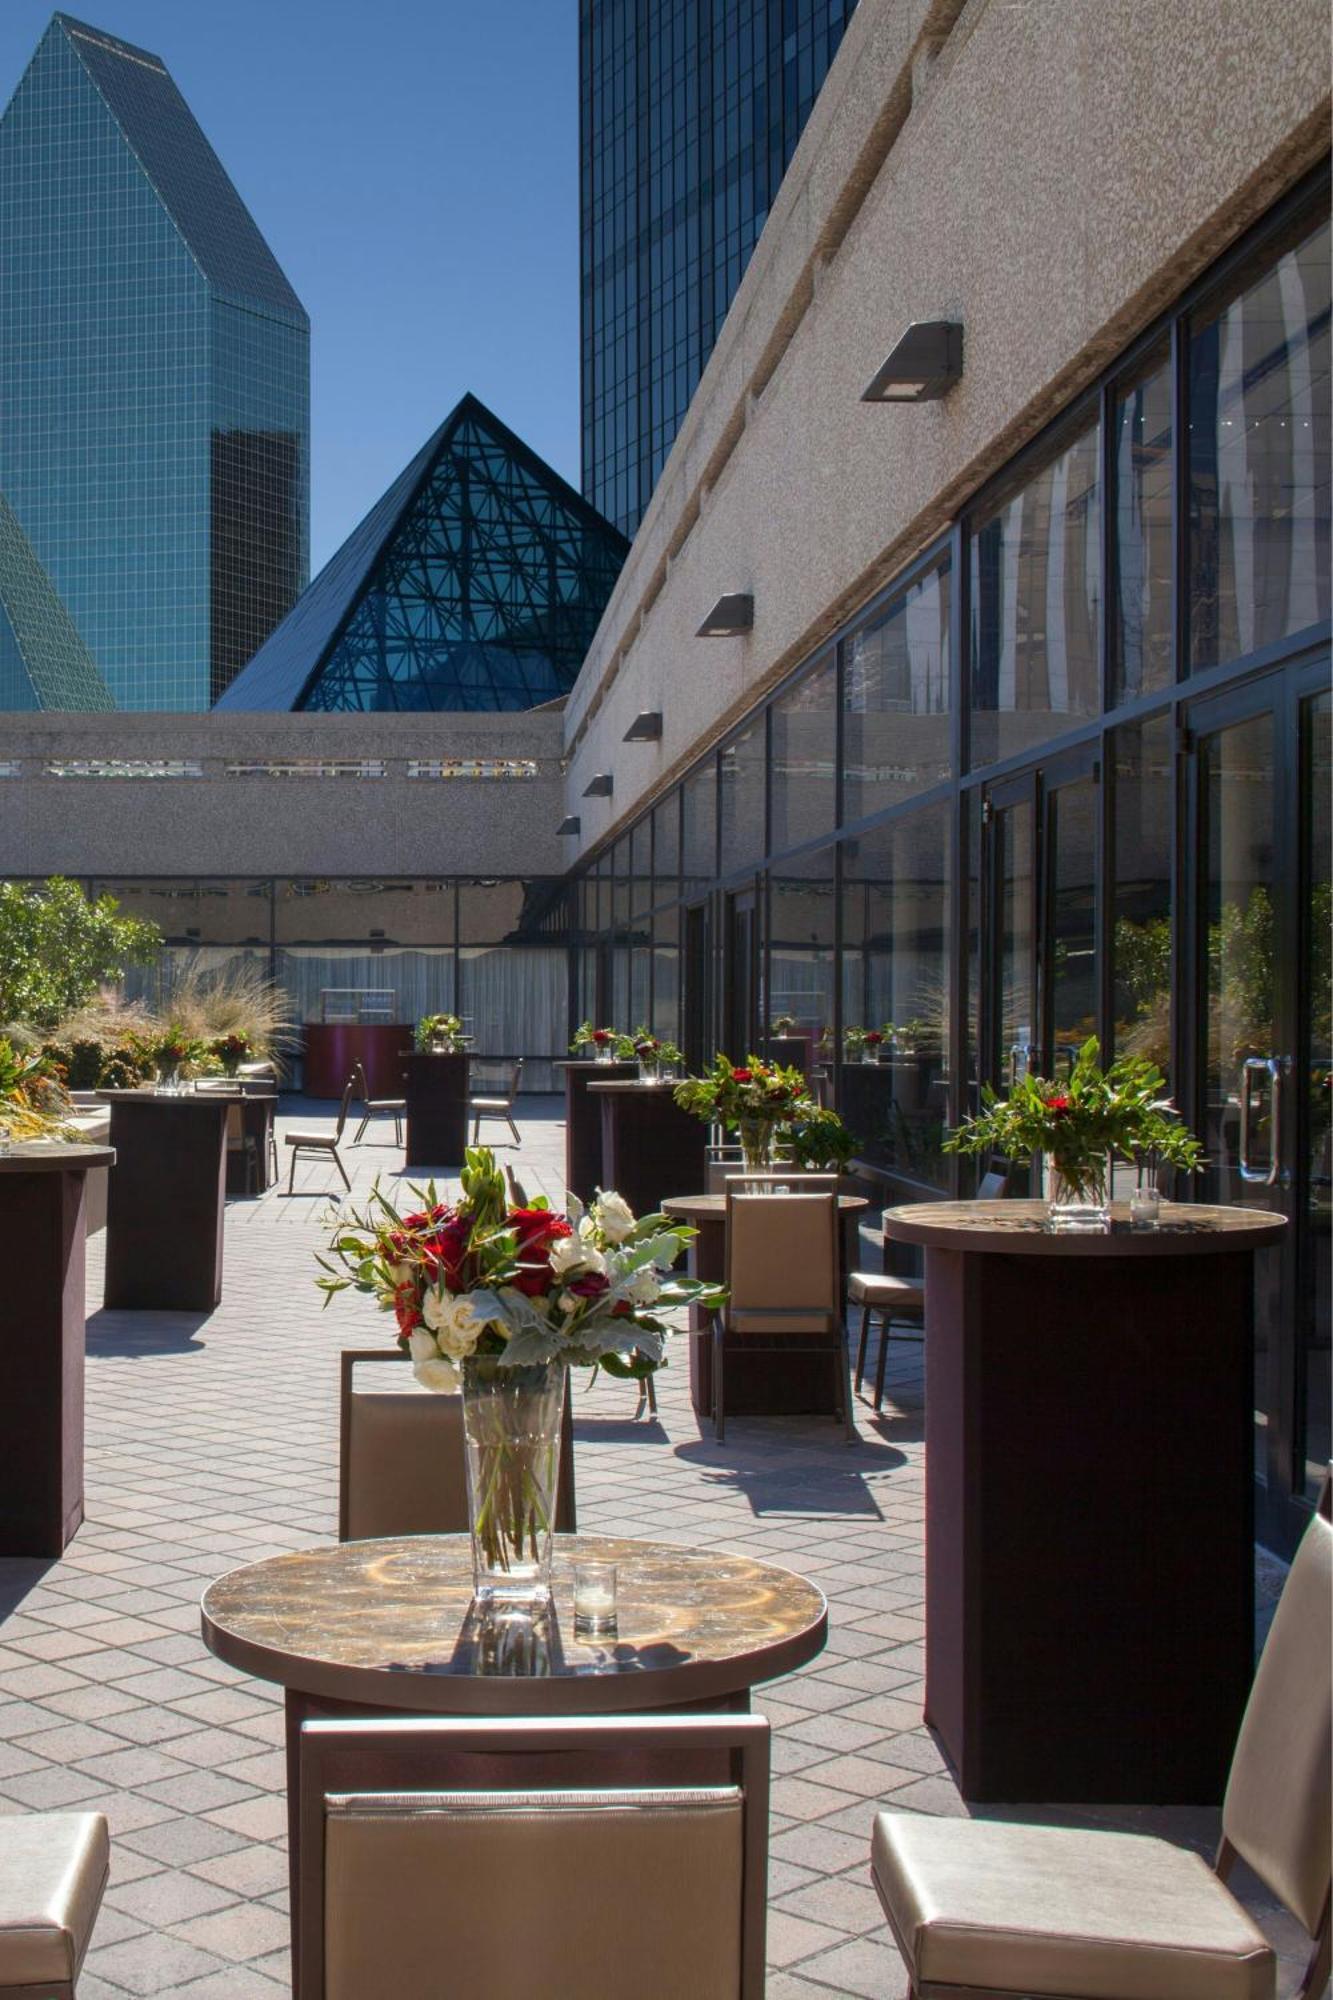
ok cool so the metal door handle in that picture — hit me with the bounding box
[1238,1055,1283,1186]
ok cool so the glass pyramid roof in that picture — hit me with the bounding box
[217,395,628,712]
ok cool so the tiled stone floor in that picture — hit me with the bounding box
[0,1097,1320,1996]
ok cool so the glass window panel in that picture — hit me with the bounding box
[1110,714,1173,1087]
[275,945,454,1025]
[94,877,272,947]
[682,757,717,892]
[771,652,835,853]
[843,560,951,823]
[769,843,836,1054]
[652,791,680,902]
[652,902,681,1045]
[1189,212,1331,670]
[841,804,952,1185]
[276,879,455,945]
[1110,346,1174,704]
[969,414,1101,768]
[1301,691,1331,1498]
[1048,776,1099,1071]
[629,816,652,915]
[717,715,766,877]
[459,946,566,1090]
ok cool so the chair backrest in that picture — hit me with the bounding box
[1221,1507,1332,1938]
[724,1191,838,1330]
[352,1062,370,1105]
[977,1163,1010,1199]
[224,1103,243,1146]
[298,1713,769,2000]
[333,1073,356,1141]
[723,1171,839,1198]
[505,1058,523,1105]
[339,1350,576,1541]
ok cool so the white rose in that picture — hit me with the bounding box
[592,1190,636,1243]
[551,1233,602,1278]
[407,1327,459,1394]
[422,1288,487,1361]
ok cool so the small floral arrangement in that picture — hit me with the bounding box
[844,1026,884,1057]
[569,1021,621,1054]
[316,1146,716,1389]
[416,1013,464,1053]
[149,1023,207,1080]
[211,1031,251,1076]
[786,1105,857,1172]
[674,1052,808,1130]
[943,1036,1204,1202]
[770,1015,798,1036]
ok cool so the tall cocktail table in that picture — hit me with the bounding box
[0,1140,115,1554]
[202,1533,826,1978]
[883,1198,1286,1805]
[96,1091,230,1311]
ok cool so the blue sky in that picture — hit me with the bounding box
[0,1,581,571]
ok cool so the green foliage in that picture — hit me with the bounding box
[786,1106,857,1171]
[944,1036,1205,1193]
[674,1053,808,1130]
[569,1021,620,1053]
[43,1036,154,1091]
[416,1013,464,1051]
[0,878,160,1030]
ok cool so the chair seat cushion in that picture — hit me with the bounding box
[871,1813,1275,2000]
[848,1271,923,1309]
[285,1131,333,1146]
[0,1811,109,1984]
[469,1097,508,1113]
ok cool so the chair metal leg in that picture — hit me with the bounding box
[645,1370,657,1416]
[394,1115,402,1145]
[874,1313,890,1413]
[332,1146,351,1193]
[472,1115,481,1143]
[287,1146,298,1195]
[854,1302,871,1392]
[353,1113,370,1144]
[712,1318,726,1442]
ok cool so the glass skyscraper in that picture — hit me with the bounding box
[0,14,309,710]
[580,0,859,537]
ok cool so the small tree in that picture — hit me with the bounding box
[0,878,161,1029]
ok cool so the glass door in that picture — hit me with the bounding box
[1188,661,1331,1551]
[724,885,759,1057]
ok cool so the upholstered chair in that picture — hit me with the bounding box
[284,1074,355,1193]
[351,1061,405,1146]
[871,1502,1332,1999]
[296,1713,769,2000]
[0,1811,108,1997]
[714,1190,854,1443]
[338,1348,576,1541]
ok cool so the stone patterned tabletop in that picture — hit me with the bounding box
[884,1199,1287,1256]
[201,1533,828,1712]
[0,1140,115,1172]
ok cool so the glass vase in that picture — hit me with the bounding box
[460,1356,565,1607]
[637,1058,659,1083]
[1044,1153,1112,1231]
[737,1117,777,1188]
[594,1043,613,1064]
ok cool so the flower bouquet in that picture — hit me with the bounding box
[844,1026,884,1063]
[149,1023,207,1091]
[675,1052,809,1172]
[620,1027,683,1080]
[416,1013,464,1053]
[570,1021,621,1063]
[317,1147,719,1601]
[943,1036,1204,1228]
[211,1030,251,1077]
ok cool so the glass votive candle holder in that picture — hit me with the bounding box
[1129,1185,1161,1231]
[573,1561,618,1636]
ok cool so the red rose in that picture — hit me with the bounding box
[393,1280,422,1335]
[567,1270,609,1299]
[731,1068,753,1083]
[866,1031,884,1045]
[592,1029,611,1044]
[509,1208,573,1296]
[1045,1094,1072,1119]
[421,1213,472,1290]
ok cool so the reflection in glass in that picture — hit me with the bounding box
[1048,777,1098,1072]
[652,903,681,1047]
[1111,347,1174,703]
[681,759,717,894]
[771,654,835,855]
[1190,214,1331,669]
[652,793,680,904]
[718,718,767,879]
[841,804,951,1184]
[1110,715,1174,1087]
[1301,692,1331,1499]
[628,817,652,917]
[998,801,1035,1094]
[969,416,1101,769]
[843,561,951,824]
[769,846,836,1058]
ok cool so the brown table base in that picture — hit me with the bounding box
[102,1096,229,1312]
[559,1060,637,1205]
[922,1241,1256,1804]
[403,1052,469,1169]
[1,1165,93,1554]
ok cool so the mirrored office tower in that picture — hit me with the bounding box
[0,14,309,709]
[580,0,859,537]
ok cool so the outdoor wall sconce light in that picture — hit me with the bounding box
[697,592,754,636]
[583,773,614,798]
[623,710,663,741]
[557,814,582,835]
[861,319,964,402]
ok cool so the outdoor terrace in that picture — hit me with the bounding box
[0,1097,1313,1998]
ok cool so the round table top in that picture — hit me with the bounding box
[201,1535,826,1713]
[95,1089,232,1109]
[883,1198,1287,1256]
[0,1140,115,1173]
[586,1077,683,1092]
[664,1191,868,1222]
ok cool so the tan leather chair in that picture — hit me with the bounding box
[712,1190,855,1445]
[338,1348,577,1541]
[351,1060,405,1146]
[285,1074,354,1193]
[296,1713,770,2000]
[871,1502,1333,2000]
[469,1058,523,1145]
[0,1811,108,1997]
